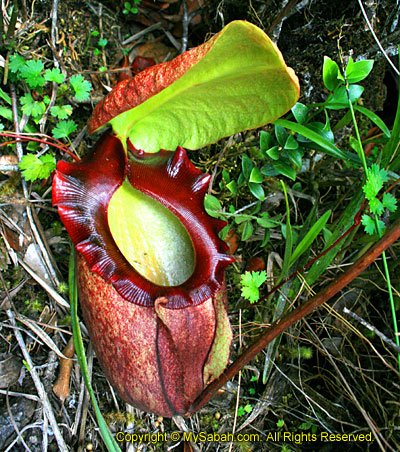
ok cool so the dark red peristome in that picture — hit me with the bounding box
[131,56,156,75]
[87,35,216,133]
[53,132,234,309]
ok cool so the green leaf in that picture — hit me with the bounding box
[325,85,364,109]
[0,105,37,132]
[363,164,388,200]
[289,210,331,267]
[19,60,45,88]
[284,134,298,150]
[248,181,265,201]
[298,121,334,144]
[286,148,303,168]
[226,180,237,194]
[266,145,280,160]
[260,130,274,152]
[50,105,73,119]
[369,197,384,216]
[44,68,65,83]
[242,154,253,179]
[70,74,92,101]
[361,215,384,235]
[240,270,267,303]
[275,125,288,146]
[234,214,252,225]
[260,228,270,247]
[249,167,263,183]
[345,58,374,84]
[241,220,254,241]
[361,215,375,235]
[222,169,230,183]
[52,120,77,139]
[272,159,296,180]
[354,105,390,138]
[20,93,45,118]
[260,163,279,177]
[280,181,293,278]
[307,189,364,285]
[0,87,11,105]
[256,214,278,228]
[382,192,397,212]
[0,105,14,122]
[98,38,108,47]
[19,154,56,181]
[204,194,222,218]
[291,102,308,124]
[274,119,352,162]
[9,54,26,73]
[109,21,299,153]
[323,56,341,91]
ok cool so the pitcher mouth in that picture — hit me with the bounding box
[52,132,234,309]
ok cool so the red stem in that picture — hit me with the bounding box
[243,199,366,310]
[190,217,400,413]
[0,132,79,161]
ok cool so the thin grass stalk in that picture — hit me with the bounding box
[344,72,400,373]
[69,248,122,452]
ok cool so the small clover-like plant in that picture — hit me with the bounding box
[123,0,141,15]
[240,270,267,304]
[237,404,253,417]
[69,74,92,102]
[361,164,397,235]
[19,153,56,181]
[3,55,93,181]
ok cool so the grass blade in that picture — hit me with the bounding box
[289,210,331,267]
[354,105,390,138]
[274,118,360,165]
[280,180,292,279]
[69,248,122,452]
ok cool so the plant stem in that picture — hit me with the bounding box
[346,79,400,373]
[190,217,400,413]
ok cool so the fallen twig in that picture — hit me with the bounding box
[343,306,400,353]
[6,307,69,451]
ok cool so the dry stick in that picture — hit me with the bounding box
[268,0,301,35]
[358,0,400,77]
[122,22,162,46]
[40,0,59,134]
[343,307,400,354]
[190,217,400,413]
[10,86,60,287]
[181,0,189,53]
[6,308,69,451]
[6,389,33,452]
[303,320,391,452]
